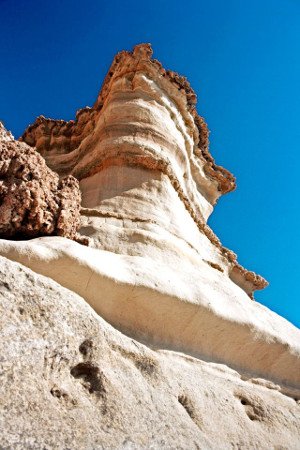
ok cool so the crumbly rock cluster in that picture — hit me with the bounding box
[0,126,83,241]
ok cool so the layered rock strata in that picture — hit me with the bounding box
[1,44,300,403]
[0,122,82,241]
[22,44,267,294]
[20,44,265,295]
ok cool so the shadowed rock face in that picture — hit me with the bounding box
[0,123,82,241]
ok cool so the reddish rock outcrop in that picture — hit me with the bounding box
[0,122,82,241]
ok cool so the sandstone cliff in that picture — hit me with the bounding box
[0,44,299,449]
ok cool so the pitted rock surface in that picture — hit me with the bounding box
[0,123,82,241]
[0,256,299,450]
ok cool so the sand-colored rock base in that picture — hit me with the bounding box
[1,256,299,450]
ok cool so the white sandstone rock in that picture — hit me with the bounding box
[1,235,299,397]
[0,256,299,450]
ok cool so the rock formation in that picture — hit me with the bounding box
[0,122,82,241]
[0,44,300,448]
[20,44,267,295]
[1,256,299,450]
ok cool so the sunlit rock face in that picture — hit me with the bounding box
[1,256,300,450]
[1,44,300,400]
[20,44,265,294]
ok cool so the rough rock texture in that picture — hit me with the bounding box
[1,256,300,450]
[1,44,300,448]
[0,122,82,241]
[2,235,300,399]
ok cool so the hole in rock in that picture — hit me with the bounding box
[236,394,265,422]
[1,281,10,290]
[50,387,65,399]
[79,339,93,357]
[50,386,77,407]
[70,362,106,395]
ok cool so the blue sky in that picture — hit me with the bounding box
[0,0,299,327]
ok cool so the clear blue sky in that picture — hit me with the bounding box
[0,0,299,327]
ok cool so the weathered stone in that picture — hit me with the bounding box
[0,256,299,450]
[20,43,267,295]
[0,44,299,448]
[3,44,298,388]
[0,122,82,241]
